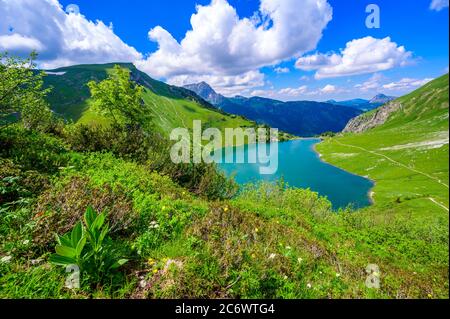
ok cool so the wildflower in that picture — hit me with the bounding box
[139,280,147,288]
[251,253,256,259]
[307,283,312,289]
[269,253,276,260]
[336,273,341,278]
[285,246,292,250]
[297,257,303,264]
[284,275,288,280]
[0,256,12,264]
[149,221,160,229]
[254,228,259,233]
[153,269,158,274]
[31,259,43,265]
[427,294,433,298]
[22,240,30,246]
[224,207,229,212]
[147,258,155,266]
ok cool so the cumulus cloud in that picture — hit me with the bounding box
[278,85,308,96]
[354,73,384,91]
[0,0,142,69]
[295,36,412,79]
[353,75,433,94]
[382,78,433,90]
[430,0,449,11]
[320,84,336,93]
[136,0,332,95]
[169,70,265,96]
[273,84,344,99]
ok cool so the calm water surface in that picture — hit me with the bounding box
[217,139,374,209]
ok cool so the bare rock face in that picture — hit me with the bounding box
[343,102,403,133]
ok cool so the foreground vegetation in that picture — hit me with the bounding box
[0,124,448,298]
[0,53,448,299]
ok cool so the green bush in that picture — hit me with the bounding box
[62,122,238,200]
[0,126,69,173]
[33,176,137,248]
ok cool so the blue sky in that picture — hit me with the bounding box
[1,0,449,101]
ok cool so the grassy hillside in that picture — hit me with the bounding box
[317,74,449,220]
[43,63,256,147]
[1,125,448,299]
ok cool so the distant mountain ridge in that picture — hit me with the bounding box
[183,82,227,106]
[326,94,396,111]
[184,82,362,136]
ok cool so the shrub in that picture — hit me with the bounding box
[0,126,69,173]
[33,176,136,247]
[0,158,49,207]
[63,122,238,200]
[63,123,151,162]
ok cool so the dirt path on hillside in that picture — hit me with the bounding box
[333,140,449,211]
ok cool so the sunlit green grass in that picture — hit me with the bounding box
[317,74,449,219]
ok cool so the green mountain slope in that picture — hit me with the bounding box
[43,63,255,145]
[317,74,449,219]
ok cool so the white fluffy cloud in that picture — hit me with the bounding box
[382,78,433,90]
[169,70,265,97]
[136,0,332,95]
[430,0,449,11]
[278,85,308,96]
[320,84,336,93]
[295,36,412,79]
[354,73,384,91]
[0,0,142,69]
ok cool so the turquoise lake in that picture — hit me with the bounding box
[217,139,374,209]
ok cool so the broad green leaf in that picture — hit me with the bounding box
[93,212,106,230]
[71,222,83,247]
[55,245,77,258]
[58,235,73,248]
[49,254,77,266]
[84,206,97,229]
[109,259,128,270]
[75,236,87,257]
[98,225,109,246]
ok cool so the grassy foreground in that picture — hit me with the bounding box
[0,124,448,299]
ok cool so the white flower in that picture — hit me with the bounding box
[307,283,312,289]
[22,240,30,245]
[268,253,277,260]
[149,221,160,229]
[139,280,147,288]
[297,257,303,264]
[285,246,292,250]
[31,258,43,265]
[336,273,341,278]
[1,256,12,264]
